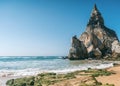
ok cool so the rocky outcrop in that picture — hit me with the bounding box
[68,35,88,60]
[68,4,120,60]
[112,40,120,53]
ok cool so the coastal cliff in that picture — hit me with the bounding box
[68,4,120,60]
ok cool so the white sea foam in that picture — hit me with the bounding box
[0,56,116,77]
[0,62,114,77]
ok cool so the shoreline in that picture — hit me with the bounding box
[1,61,120,86]
[0,76,22,86]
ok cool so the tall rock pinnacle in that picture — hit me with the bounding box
[68,4,119,60]
[93,4,97,10]
[87,4,104,28]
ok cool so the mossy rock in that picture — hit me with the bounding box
[80,76,102,86]
[6,69,114,86]
[103,83,115,86]
[92,69,112,77]
[6,76,35,86]
[63,72,76,79]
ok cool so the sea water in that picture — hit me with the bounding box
[0,56,113,77]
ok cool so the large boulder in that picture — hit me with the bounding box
[112,40,120,53]
[68,35,88,60]
[68,4,120,60]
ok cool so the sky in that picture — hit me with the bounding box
[0,0,119,56]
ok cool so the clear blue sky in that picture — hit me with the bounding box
[0,0,119,56]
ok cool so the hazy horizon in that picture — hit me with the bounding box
[0,0,120,56]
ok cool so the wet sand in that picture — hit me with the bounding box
[0,76,25,86]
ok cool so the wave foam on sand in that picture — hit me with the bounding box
[0,62,113,77]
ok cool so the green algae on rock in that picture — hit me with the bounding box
[6,69,115,86]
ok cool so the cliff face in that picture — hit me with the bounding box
[68,4,119,60]
[68,36,88,60]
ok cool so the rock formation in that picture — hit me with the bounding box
[68,4,119,60]
[68,35,88,60]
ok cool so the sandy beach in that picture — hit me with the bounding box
[53,64,120,86]
[96,65,120,86]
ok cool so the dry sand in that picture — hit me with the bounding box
[96,65,120,86]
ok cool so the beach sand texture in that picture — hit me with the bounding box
[96,65,120,86]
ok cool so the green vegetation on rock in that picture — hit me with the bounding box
[6,69,115,86]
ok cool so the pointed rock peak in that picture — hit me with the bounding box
[93,4,98,11]
[87,4,104,27]
[92,4,100,15]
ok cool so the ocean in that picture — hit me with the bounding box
[0,56,113,77]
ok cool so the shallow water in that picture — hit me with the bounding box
[0,56,114,76]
